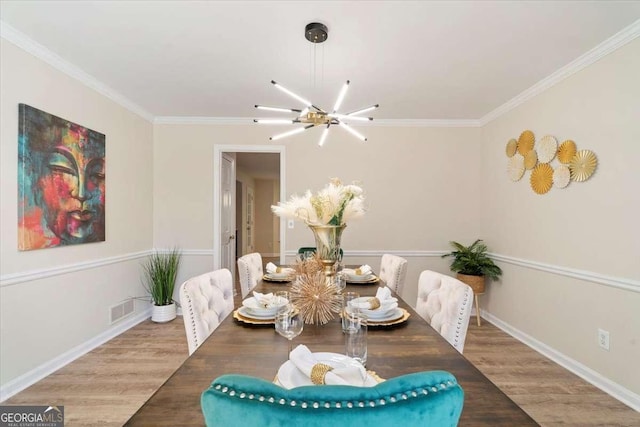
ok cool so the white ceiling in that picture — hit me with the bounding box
[1,1,639,121]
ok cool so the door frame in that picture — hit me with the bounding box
[213,145,286,270]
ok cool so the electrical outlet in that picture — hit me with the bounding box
[598,328,610,351]
[287,220,294,229]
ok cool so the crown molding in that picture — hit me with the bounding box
[3,18,638,128]
[0,20,155,123]
[479,19,640,125]
[154,116,254,125]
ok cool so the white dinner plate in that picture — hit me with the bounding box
[276,352,378,389]
[346,274,375,282]
[349,297,398,318]
[237,306,275,320]
[242,296,287,316]
[366,308,404,323]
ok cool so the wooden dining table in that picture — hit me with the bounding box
[125,277,538,426]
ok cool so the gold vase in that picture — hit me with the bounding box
[307,224,346,276]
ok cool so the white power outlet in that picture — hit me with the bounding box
[287,220,294,229]
[598,328,610,351]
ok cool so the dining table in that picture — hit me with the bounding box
[125,274,538,426]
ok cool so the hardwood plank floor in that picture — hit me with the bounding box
[4,315,639,426]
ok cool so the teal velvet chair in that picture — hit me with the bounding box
[201,371,463,426]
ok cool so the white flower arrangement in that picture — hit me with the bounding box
[271,178,365,226]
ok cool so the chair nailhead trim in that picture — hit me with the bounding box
[212,379,459,408]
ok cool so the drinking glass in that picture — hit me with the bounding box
[341,292,360,332]
[334,273,346,293]
[275,304,304,356]
[344,312,368,366]
[275,290,290,307]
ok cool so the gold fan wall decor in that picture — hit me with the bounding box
[570,150,597,182]
[530,163,554,194]
[517,130,535,155]
[557,140,577,164]
[507,154,525,182]
[524,150,538,170]
[506,138,518,157]
[537,135,558,163]
[553,165,571,189]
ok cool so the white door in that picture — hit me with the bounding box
[246,186,255,253]
[221,153,235,279]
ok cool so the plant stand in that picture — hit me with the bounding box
[456,274,485,326]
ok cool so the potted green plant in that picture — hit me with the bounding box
[441,239,502,294]
[142,248,181,323]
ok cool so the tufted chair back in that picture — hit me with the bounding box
[237,253,263,298]
[202,371,464,427]
[180,269,235,355]
[379,254,408,295]
[415,270,473,353]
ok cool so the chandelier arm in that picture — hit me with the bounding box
[271,80,313,108]
[329,113,372,122]
[318,124,331,147]
[346,104,379,116]
[269,124,316,141]
[332,80,350,112]
[255,105,303,113]
[338,122,367,142]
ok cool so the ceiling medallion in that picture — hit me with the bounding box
[254,22,378,146]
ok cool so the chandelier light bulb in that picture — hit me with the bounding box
[318,126,330,147]
[339,122,367,141]
[332,80,350,112]
[347,104,379,116]
[255,105,302,113]
[270,124,314,141]
[254,119,296,125]
[271,80,313,108]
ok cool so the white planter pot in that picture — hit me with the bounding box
[151,302,177,323]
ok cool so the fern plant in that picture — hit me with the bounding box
[142,248,181,306]
[442,239,502,280]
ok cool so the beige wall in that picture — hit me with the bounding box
[480,39,640,393]
[0,40,154,385]
[254,179,278,254]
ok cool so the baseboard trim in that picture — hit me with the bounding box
[0,307,152,402]
[482,311,640,412]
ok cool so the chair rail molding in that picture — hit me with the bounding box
[489,253,640,294]
[0,250,151,288]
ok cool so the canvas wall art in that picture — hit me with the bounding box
[18,104,106,250]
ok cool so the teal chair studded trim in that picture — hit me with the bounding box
[201,371,463,427]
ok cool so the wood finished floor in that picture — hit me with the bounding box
[4,312,639,426]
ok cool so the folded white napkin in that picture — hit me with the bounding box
[289,345,367,386]
[252,291,276,308]
[343,265,373,276]
[266,262,295,275]
[350,287,398,311]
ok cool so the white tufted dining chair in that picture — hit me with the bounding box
[379,254,408,295]
[237,252,264,298]
[415,270,473,353]
[179,269,235,355]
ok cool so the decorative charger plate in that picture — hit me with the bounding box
[557,140,577,164]
[524,150,538,170]
[570,150,597,182]
[507,154,525,181]
[553,165,570,189]
[262,274,294,283]
[233,307,274,325]
[537,135,558,163]
[517,130,535,155]
[505,138,518,157]
[530,163,554,194]
[367,308,410,327]
[345,274,379,284]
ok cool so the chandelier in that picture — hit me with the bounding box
[254,23,378,147]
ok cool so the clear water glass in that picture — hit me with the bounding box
[275,304,304,355]
[345,311,368,366]
[341,292,360,332]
